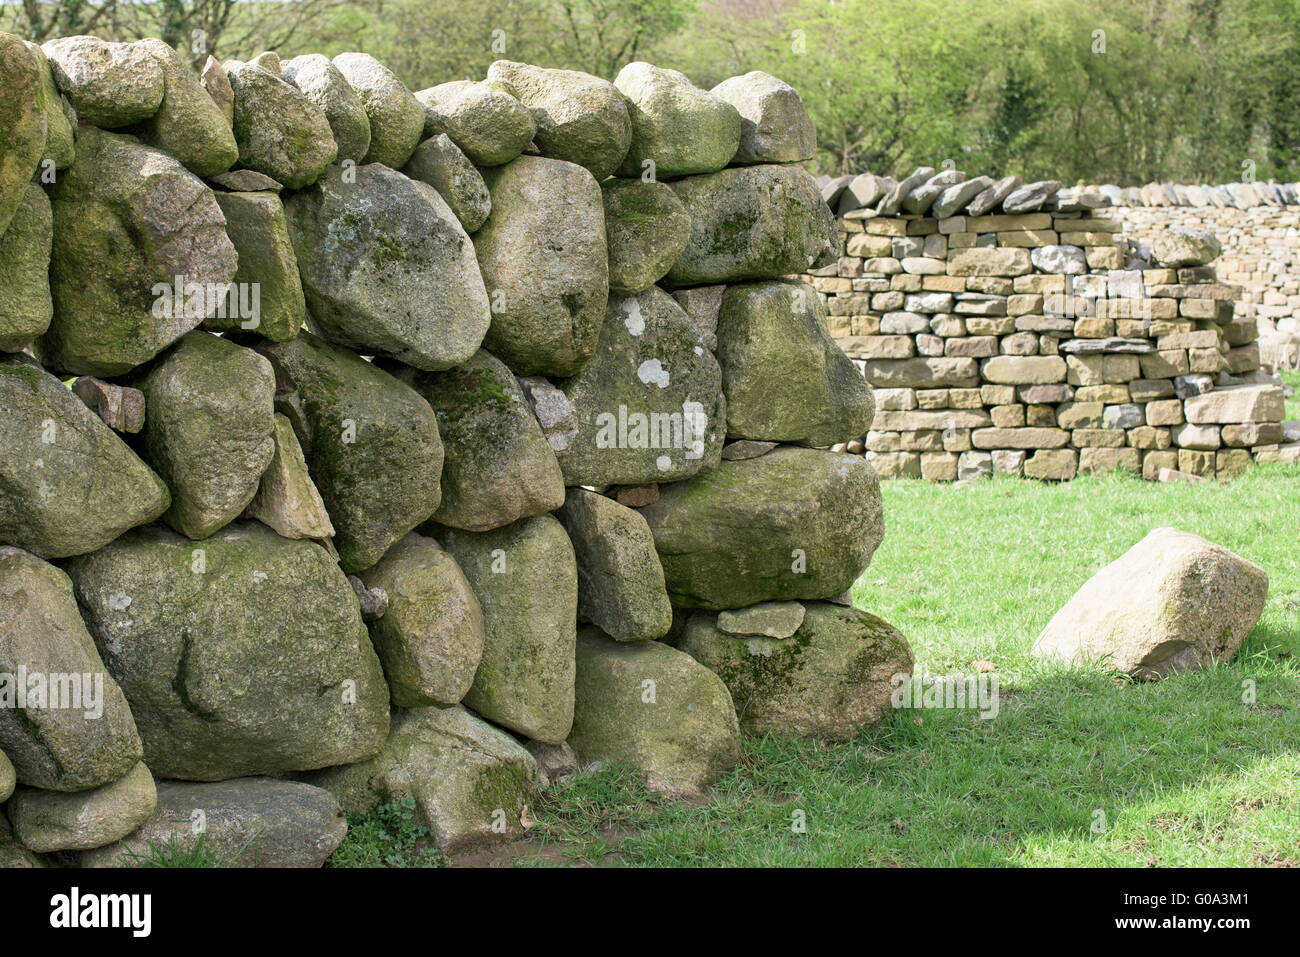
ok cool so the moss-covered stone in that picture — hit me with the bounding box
[402,133,490,233]
[9,761,157,853]
[415,79,535,167]
[716,279,875,446]
[0,751,13,803]
[639,447,884,610]
[569,628,740,794]
[437,515,577,743]
[257,333,443,573]
[710,71,816,164]
[225,59,336,188]
[601,178,692,295]
[27,42,75,170]
[133,38,238,177]
[281,54,371,164]
[41,35,164,129]
[305,705,541,854]
[0,357,169,558]
[476,155,609,375]
[242,413,335,540]
[558,488,673,642]
[0,810,48,868]
[678,602,913,740]
[0,546,143,791]
[0,184,53,352]
[357,532,484,708]
[65,522,390,780]
[210,190,305,341]
[332,52,425,169]
[614,62,741,178]
[135,331,276,540]
[0,33,48,239]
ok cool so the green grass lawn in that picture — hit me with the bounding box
[513,459,1300,867]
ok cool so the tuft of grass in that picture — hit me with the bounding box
[327,797,447,868]
[516,463,1300,867]
[124,833,221,868]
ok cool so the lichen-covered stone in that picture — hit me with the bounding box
[602,178,692,294]
[257,333,443,573]
[8,762,156,853]
[0,184,53,351]
[66,522,390,780]
[210,190,305,341]
[0,810,47,868]
[27,42,75,170]
[1153,225,1222,268]
[639,447,884,610]
[135,331,276,540]
[0,546,143,791]
[285,163,489,371]
[475,155,609,375]
[558,489,673,642]
[665,164,837,285]
[397,350,564,531]
[134,38,239,177]
[437,515,577,744]
[0,358,169,559]
[570,629,740,794]
[486,60,631,180]
[415,80,536,167]
[614,62,741,178]
[716,280,875,446]
[225,59,337,188]
[40,35,164,129]
[332,52,425,168]
[0,34,49,239]
[402,133,490,233]
[0,751,13,803]
[41,127,238,376]
[242,413,334,540]
[357,532,484,708]
[281,53,371,163]
[80,777,347,868]
[678,602,913,740]
[305,706,541,854]
[710,71,815,164]
[201,55,234,126]
[557,287,726,486]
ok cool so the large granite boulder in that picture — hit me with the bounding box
[0,358,169,559]
[665,165,837,285]
[81,778,347,868]
[556,287,726,486]
[8,761,156,852]
[717,280,875,446]
[356,532,484,708]
[225,58,337,188]
[601,178,692,294]
[0,183,53,351]
[305,706,542,854]
[1033,528,1268,678]
[396,349,564,531]
[475,156,609,375]
[0,547,143,791]
[135,331,276,540]
[66,522,390,780]
[281,53,371,164]
[133,38,238,177]
[415,80,535,167]
[40,35,164,129]
[285,163,490,371]
[639,447,884,610]
[677,602,913,740]
[402,133,491,233]
[709,71,816,164]
[41,128,238,376]
[258,333,443,573]
[331,52,425,169]
[614,62,740,178]
[486,60,632,180]
[437,515,577,744]
[570,629,740,794]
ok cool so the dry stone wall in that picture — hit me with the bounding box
[0,34,914,866]
[807,172,1299,482]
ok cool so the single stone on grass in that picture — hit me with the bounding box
[357,532,484,708]
[601,178,692,294]
[66,522,390,779]
[569,628,741,795]
[1032,527,1268,678]
[9,762,156,853]
[638,447,884,610]
[437,515,577,744]
[0,358,169,559]
[678,602,914,740]
[285,163,490,371]
[557,488,673,642]
[135,331,276,540]
[0,547,143,791]
[258,333,443,573]
[80,778,348,868]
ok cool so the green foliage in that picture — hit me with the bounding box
[122,833,221,868]
[327,797,447,868]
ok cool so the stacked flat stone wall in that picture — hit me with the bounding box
[805,172,1298,482]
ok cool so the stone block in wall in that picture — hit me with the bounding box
[1026,404,1057,427]
[1141,450,1179,480]
[1129,378,1176,401]
[991,404,1024,428]
[1146,399,1185,427]
[945,336,998,358]
[1128,426,1173,450]
[1072,428,1127,448]
[1001,331,1039,355]
[871,409,992,432]
[1024,449,1078,480]
[1178,449,1217,477]
[1172,423,1222,449]
[1184,383,1285,424]
[1079,447,1141,475]
[971,427,1070,450]
[1017,384,1074,404]
[865,451,921,479]
[1222,422,1282,447]
[859,357,980,388]
[947,247,1032,277]
[875,387,918,410]
[981,355,1067,385]
[1216,449,1253,479]
[1140,350,1192,378]
[968,315,1017,335]
[991,449,1027,474]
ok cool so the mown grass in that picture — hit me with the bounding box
[518,459,1300,867]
